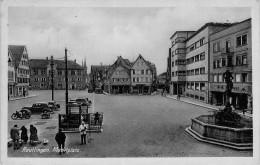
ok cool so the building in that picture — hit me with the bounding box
[90,64,110,90]
[106,56,131,94]
[166,48,171,86]
[130,54,155,94]
[170,23,235,103]
[8,45,30,97]
[29,58,87,90]
[8,48,16,99]
[209,18,252,109]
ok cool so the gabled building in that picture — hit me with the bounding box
[130,54,155,94]
[8,45,30,97]
[29,58,87,90]
[106,56,131,94]
[8,48,16,99]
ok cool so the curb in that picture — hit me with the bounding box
[165,95,219,111]
[9,95,37,101]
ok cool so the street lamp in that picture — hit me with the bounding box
[50,56,54,101]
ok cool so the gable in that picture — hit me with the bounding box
[110,66,130,78]
[131,57,150,69]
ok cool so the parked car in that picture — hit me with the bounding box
[95,88,103,94]
[76,97,91,106]
[48,101,60,110]
[22,102,54,114]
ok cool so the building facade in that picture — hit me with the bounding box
[106,56,131,94]
[130,55,154,94]
[209,19,252,109]
[90,65,109,90]
[8,45,30,97]
[8,49,16,99]
[170,23,235,103]
[29,58,87,90]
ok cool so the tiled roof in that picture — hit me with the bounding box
[8,45,27,67]
[29,59,48,69]
[29,59,84,70]
[107,56,131,77]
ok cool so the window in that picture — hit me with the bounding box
[200,52,205,60]
[217,59,221,68]
[200,83,205,91]
[235,74,241,82]
[146,77,148,82]
[195,83,200,90]
[218,74,223,82]
[195,69,199,75]
[222,58,226,67]
[41,78,46,82]
[137,77,139,82]
[178,60,186,65]
[200,67,205,74]
[172,51,174,57]
[41,70,44,75]
[172,61,174,67]
[191,82,195,90]
[227,56,233,67]
[132,70,135,75]
[78,78,81,81]
[71,70,75,75]
[195,41,200,48]
[172,72,174,76]
[195,55,200,62]
[141,70,144,75]
[226,39,231,53]
[191,70,194,75]
[236,56,242,65]
[187,82,190,89]
[213,42,220,52]
[146,70,149,75]
[200,38,205,46]
[35,78,38,82]
[213,75,218,82]
[191,57,194,63]
[78,71,81,75]
[237,34,247,46]
[187,70,190,76]
[242,55,247,65]
[58,70,62,75]
[213,60,216,69]
[242,73,248,82]
[190,45,195,51]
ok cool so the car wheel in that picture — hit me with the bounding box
[25,113,31,119]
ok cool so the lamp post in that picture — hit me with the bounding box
[50,56,54,101]
[65,48,68,115]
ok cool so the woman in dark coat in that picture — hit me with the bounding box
[20,126,28,144]
[30,125,38,142]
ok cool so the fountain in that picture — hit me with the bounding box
[185,70,253,150]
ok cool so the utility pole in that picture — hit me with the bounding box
[50,55,54,101]
[65,47,68,114]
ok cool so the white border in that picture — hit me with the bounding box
[1,0,259,165]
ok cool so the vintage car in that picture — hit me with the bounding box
[75,97,91,106]
[95,88,103,94]
[48,101,60,110]
[22,102,54,114]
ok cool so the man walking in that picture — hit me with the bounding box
[10,125,20,150]
[79,121,88,144]
[55,128,66,155]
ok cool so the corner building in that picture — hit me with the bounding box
[170,23,234,103]
[209,19,252,109]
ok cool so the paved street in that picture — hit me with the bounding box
[8,90,253,157]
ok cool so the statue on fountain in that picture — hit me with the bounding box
[213,70,242,127]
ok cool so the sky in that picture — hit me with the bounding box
[8,7,251,74]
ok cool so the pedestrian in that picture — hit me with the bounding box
[10,124,20,150]
[55,128,66,155]
[20,126,28,144]
[79,121,88,144]
[30,125,38,142]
